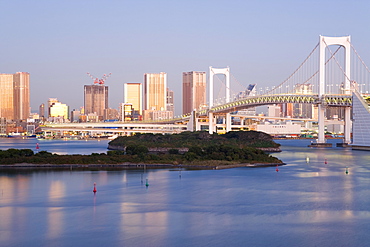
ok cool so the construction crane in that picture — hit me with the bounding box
[86,72,112,85]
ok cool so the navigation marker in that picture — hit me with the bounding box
[93,182,97,193]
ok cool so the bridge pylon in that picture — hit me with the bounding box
[317,35,352,145]
[209,67,230,134]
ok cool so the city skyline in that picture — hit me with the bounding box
[1,1,370,116]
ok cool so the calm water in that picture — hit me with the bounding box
[1,139,370,246]
[0,138,111,155]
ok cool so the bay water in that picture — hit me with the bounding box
[0,138,370,246]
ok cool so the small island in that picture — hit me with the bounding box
[0,131,283,169]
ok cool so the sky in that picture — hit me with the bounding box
[1,0,370,116]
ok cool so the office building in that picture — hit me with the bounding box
[144,72,167,111]
[84,84,108,120]
[48,98,59,118]
[39,103,45,120]
[182,71,206,114]
[70,109,81,122]
[0,74,15,119]
[104,108,119,120]
[49,100,69,119]
[123,82,142,115]
[0,72,30,121]
[166,88,174,115]
[13,72,30,121]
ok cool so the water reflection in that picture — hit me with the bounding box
[2,140,370,246]
[48,181,66,202]
[47,207,64,239]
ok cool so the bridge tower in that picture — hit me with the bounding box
[318,35,351,144]
[209,67,230,134]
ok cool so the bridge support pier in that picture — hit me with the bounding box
[317,104,326,144]
[226,113,231,133]
[208,112,214,134]
[310,104,332,147]
[344,107,351,144]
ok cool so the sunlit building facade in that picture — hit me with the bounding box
[49,101,69,119]
[0,74,14,119]
[166,88,174,115]
[13,72,30,121]
[123,82,142,115]
[182,71,206,115]
[144,72,167,111]
[0,72,30,121]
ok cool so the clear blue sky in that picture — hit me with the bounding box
[1,0,370,115]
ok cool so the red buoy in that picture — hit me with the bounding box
[36,143,39,150]
[276,165,279,172]
[93,182,97,193]
[324,159,327,164]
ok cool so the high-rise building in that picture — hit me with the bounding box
[49,101,69,119]
[144,72,167,111]
[0,72,30,121]
[123,82,142,115]
[39,103,45,119]
[70,109,81,123]
[84,84,108,120]
[13,72,30,121]
[104,108,119,120]
[182,71,206,114]
[0,74,15,119]
[48,98,59,118]
[166,88,174,115]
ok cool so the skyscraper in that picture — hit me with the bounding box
[144,72,167,111]
[123,82,142,115]
[166,88,174,115]
[84,84,108,120]
[39,103,45,120]
[0,72,30,121]
[13,72,30,121]
[0,74,15,119]
[182,71,206,114]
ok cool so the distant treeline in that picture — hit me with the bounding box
[109,131,280,149]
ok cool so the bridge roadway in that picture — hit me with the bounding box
[41,122,188,135]
[41,93,355,135]
[198,93,353,116]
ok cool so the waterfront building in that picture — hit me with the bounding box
[0,73,14,119]
[0,117,6,134]
[84,84,108,120]
[13,72,30,121]
[119,103,133,121]
[293,84,313,118]
[252,121,301,136]
[49,101,69,120]
[268,104,281,118]
[166,88,174,115]
[39,103,45,120]
[182,71,206,115]
[143,109,173,121]
[70,109,81,123]
[123,82,142,115]
[144,72,167,111]
[47,98,59,118]
[0,72,30,121]
[104,108,119,120]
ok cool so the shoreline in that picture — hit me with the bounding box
[0,162,285,170]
